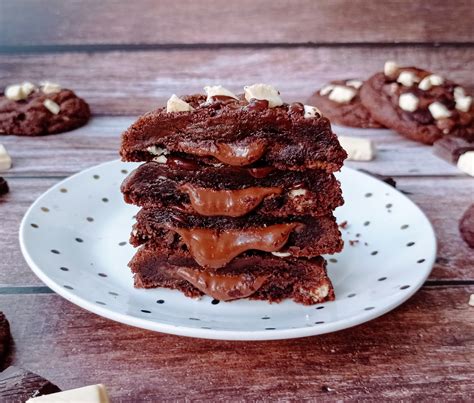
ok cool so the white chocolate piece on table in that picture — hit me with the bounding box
[457,151,474,176]
[26,384,110,403]
[0,144,12,172]
[338,136,376,161]
[244,84,283,107]
[166,94,194,113]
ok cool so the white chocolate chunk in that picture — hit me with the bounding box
[146,146,168,156]
[384,61,399,77]
[346,79,363,89]
[303,105,321,118]
[26,384,110,403]
[289,188,308,198]
[328,85,356,103]
[271,251,292,257]
[43,99,61,115]
[418,74,444,91]
[457,151,474,176]
[338,136,376,161]
[428,102,451,120]
[21,82,36,96]
[397,71,419,87]
[244,84,283,107]
[0,144,12,172]
[454,86,466,99]
[398,93,419,112]
[5,85,24,101]
[203,85,238,102]
[319,84,334,96]
[456,95,472,112]
[40,81,62,94]
[469,294,474,307]
[166,94,193,113]
[153,155,168,164]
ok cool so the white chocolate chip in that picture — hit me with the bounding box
[338,136,376,161]
[203,85,238,102]
[146,146,168,156]
[397,71,419,87]
[454,86,466,99]
[384,61,399,77]
[346,80,363,89]
[456,95,472,112]
[398,93,419,112]
[328,85,356,103]
[289,189,308,198]
[428,102,451,120]
[153,155,168,164]
[418,74,444,91]
[319,85,334,96]
[303,105,321,119]
[26,384,110,403]
[457,151,474,176]
[40,81,62,94]
[43,99,60,115]
[429,74,444,86]
[271,251,292,258]
[469,294,474,307]
[244,84,283,108]
[0,144,12,172]
[166,94,194,113]
[5,82,36,101]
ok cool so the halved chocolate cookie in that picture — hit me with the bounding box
[360,62,474,145]
[307,79,384,129]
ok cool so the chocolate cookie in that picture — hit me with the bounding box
[307,79,384,129]
[0,312,11,369]
[0,82,90,136]
[360,62,474,145]
[460,204,474,248]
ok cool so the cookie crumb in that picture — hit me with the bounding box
[339,220,348,229]
[349,240,359,246]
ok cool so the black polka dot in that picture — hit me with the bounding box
[63,285,73,290]
[121,169,128,174]
[86,217,94,222]
[401,224,409,230]
[316,306,325,310]
[109,291,119,296]
[400,285,410,290]
[407,242,415,247]
[356,233,361,238]
[315,321,325,324]
[364,307,375,311]
[60,188,68,193]
[378,277,387,281]
[371,251,378,256]
[75,237,84,243]
[102,197,109,203]
[347,293,356,298]
[60,267,69,271]
[365,193,372,198]
[96,301,106,305]
[189,317,200,321]
[98,273,107,277]
[118,241,127,246]
[41,207,49,212]
[201,326,211,330]
[51,249,60,254]
[364,221,370,226]
[329,258,338,263]
[31,223,39,228]
[417,259,426,264]
[93,175,100,180]
[261,316,270,320]
[386,203,393,208]
[156,299,165,304]
[141,309,151,313]
[265,327,276,330]
[211,299,220,305]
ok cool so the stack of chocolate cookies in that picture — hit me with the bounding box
[120,84,346,305]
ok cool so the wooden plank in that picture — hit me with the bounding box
[0,47,473,116]
[1,0,473,46]
[1,287,472,400]
[0,117,467,178]
[1,176,472,286]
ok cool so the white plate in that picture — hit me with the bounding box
[20,160,436,341]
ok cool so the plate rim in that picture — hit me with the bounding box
[19,160,437,341]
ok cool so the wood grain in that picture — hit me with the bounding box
[1,176,472,286]
[1,0,473,46]
[0,47,473,116]
[1,287,473,400]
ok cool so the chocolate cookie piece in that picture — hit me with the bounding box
[433,137,474,164]
[307,80,384,129]
[0,83,90,136]
[0,312,11,369]
[460,204,474,248]
[0,177,8,196]
[360,62,474,145]
[0,366,61,401]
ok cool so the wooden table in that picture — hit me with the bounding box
[1,1,473,400]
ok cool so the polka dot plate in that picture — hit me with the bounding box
[20,160,436,340]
